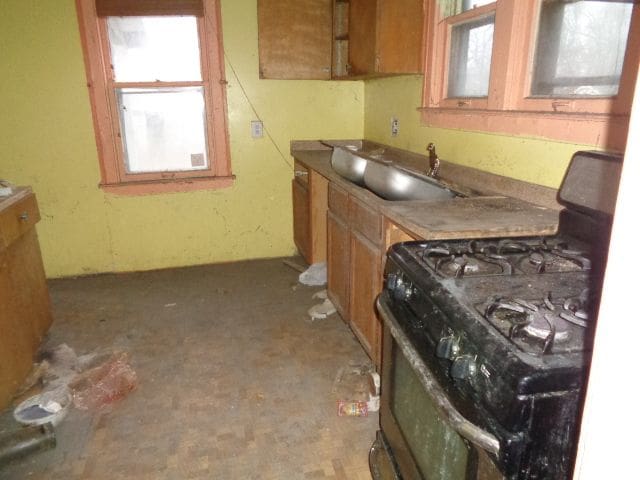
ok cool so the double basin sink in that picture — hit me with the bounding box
[326,141,459,202]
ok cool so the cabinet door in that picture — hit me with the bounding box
[347,0,378,75]
[327,211,350,320]
[258,0,333,79]
[0,229,52,409]
[350,231,382,363]
[292,179,311,263]
[376,0,424,74]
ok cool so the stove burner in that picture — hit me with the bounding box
[422,244,512,278]
[483,292,591,354]
[418,238,591,278]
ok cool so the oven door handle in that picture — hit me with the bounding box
[377,296,501,456]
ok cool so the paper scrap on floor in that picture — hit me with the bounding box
[308,290,336,320]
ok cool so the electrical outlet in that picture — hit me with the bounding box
[251,120,263,138]
[391,117,399,137]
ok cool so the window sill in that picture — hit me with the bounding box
[418,107,630,151]
[100,175,235,196]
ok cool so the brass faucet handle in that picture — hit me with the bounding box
[426,143,440,177]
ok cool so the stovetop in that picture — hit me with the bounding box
[403,234,597,357]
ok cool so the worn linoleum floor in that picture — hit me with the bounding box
[1,258,377,479]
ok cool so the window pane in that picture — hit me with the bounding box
[447,15,495,98]
[117,87,208,173]
[442,0,495,19]
[531,1,632,97]
[107,16,201,82]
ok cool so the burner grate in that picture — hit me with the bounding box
[481,290,591,355]
[415,237,591,278]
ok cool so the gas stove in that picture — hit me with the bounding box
[372,151,623,480]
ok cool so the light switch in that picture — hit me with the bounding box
[251,120,263,138]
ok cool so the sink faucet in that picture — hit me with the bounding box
[427,143,440,178]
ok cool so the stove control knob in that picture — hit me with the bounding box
[436,336,460,360]
[385,273,398,292]
[451,355,477,380]
[392,276,413,302]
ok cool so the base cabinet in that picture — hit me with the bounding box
[327,182,384,366]
[0,192,52,409]
[292,161,329,264]
[292,178,311,262]
[327,211,350,319]
[350,231,381,361]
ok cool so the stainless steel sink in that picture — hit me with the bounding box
[363,161,458,201]
[326,141,459,201]
[330,146,369,185]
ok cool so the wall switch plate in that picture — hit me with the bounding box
[391,117,399,137]
[251,120,263,138]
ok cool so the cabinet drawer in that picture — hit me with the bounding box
[328,182,349,220]
[294,160,309,185]
[0,194,40,249]
[349,196,381,245]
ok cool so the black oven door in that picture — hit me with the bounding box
[376,297,505,480]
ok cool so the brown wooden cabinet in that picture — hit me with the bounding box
[258,0,424,79]
[327,181,385,365]
[257,0,333,79]
[292,177,311,262]
[327,211,350,318]
[292,161,329,264]
[0,190,52,409]
[349,231,381,358]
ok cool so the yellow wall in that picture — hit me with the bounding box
[363,75,597,189]
[0,0,364,278]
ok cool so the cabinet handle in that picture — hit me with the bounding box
[295,171,308,177]
[19,212,29,221]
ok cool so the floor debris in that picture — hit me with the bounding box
[13,388,71,427]
[308,290,337,320]
[337,400,368,417]
[298,262,327,286]
[70,353,137,411]
[331,362,380,414]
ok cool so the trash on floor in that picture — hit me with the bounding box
[70,352,137,411]
[13,387,71,427]
[337,400,368,417]
[13,344,137,423]
[308,290,337,320]
[332,362,379,415]
[0,423,56,466]
[298,262,327,286]
[367,372,381,413]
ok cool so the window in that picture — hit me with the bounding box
[422,0,640,150]
[76,0,232,195]
[530,1,632,97]
[447,14,495,98]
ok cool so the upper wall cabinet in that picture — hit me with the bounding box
[341,0,424,77]
[258,0,424,80]
[257,0,333,79]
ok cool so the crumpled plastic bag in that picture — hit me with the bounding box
[298,262,327,286]
[70,353,137,411]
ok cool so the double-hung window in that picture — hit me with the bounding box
[76,0,232,194]
[422,0,640,150]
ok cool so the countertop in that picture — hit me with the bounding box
[0,186,32,213]
[291,145,560,240]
